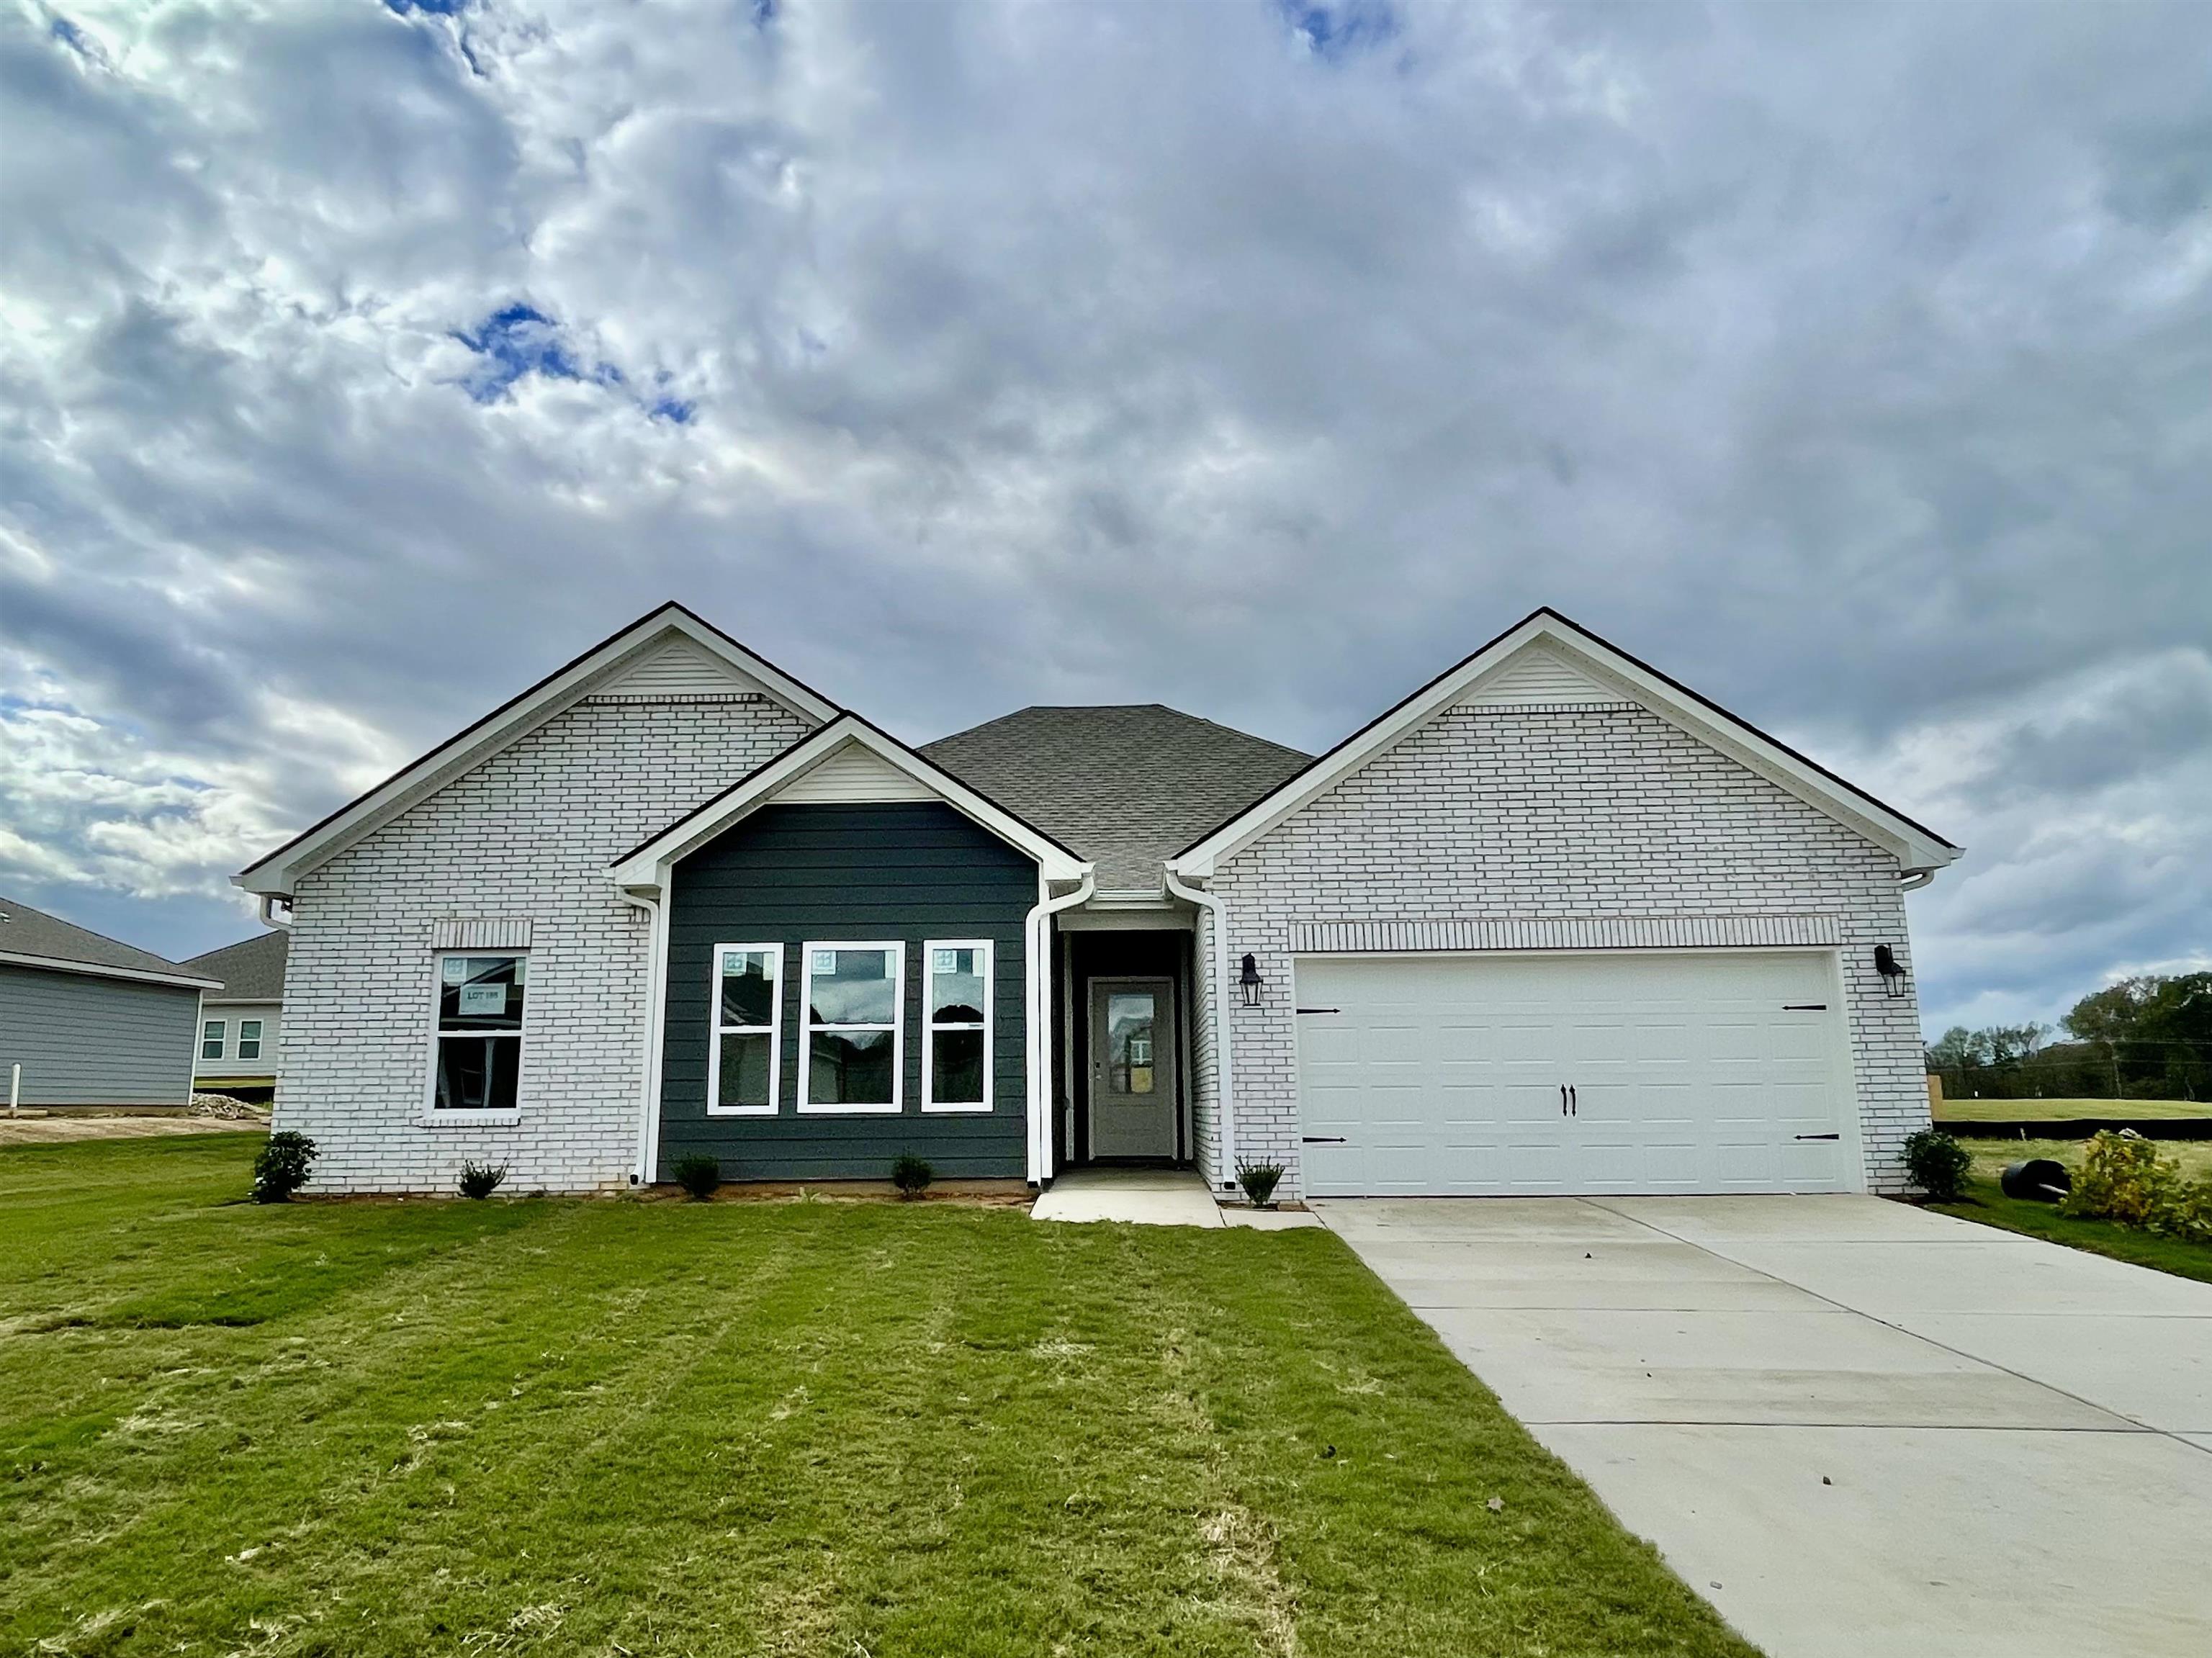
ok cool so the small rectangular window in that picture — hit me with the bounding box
[237,1019,264,1062]
[923,941,992,1113]
[201,1020,225,1061]
[431,954,526,1114]
[799,942,904,1113]
[709,945,782,1115]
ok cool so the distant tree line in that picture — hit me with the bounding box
[1927,972,2212,1101]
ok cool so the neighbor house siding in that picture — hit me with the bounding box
[658,802,1032,1181]
[1208,699,1927,1199]
[276,693,817,1194]
[0,965,199,1107]
[194,1000,282,1085]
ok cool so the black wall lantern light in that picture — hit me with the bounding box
[1239,952,1264,1007]
[1872,944,1907,999]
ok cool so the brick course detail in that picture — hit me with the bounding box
[1190,701,1928,1200]
[275,695,814,1194]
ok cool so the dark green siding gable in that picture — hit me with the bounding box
[658,802,1033,1181]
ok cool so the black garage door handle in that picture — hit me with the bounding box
[1795,1132,1840,1141]
[1302,1136,1347,1145]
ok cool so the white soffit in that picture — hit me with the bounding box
[595,634,766,699]
[773,739,940,804]
[1457,642,1623,708]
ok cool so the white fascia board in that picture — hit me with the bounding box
[610,716,1092,893]
[1170,612,1961,879]
[0,950,223,991]
[235,604,839,897]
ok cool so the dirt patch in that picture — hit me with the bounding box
[0,1114,266,1147]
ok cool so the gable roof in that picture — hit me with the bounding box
[181,929,289,1001]
[921,706,1311,893]
[0,895,221,991]
[611,714,1093,891]
[1171,609,1963,878]
[236,603,841,896]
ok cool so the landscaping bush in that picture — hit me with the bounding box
[1236,1161,1286,1208]
[251,1131,318,1204]
[673,1154,721,1201]
[2064,1131,2212,1240]
[891,1152,933,1199]
[457,1160,508,1199]
[1902,1129,1971,1203]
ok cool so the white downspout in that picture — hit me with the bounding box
[620,888,667,1186]
[1163,868,1234,1190]
[1025,869,1096,1185]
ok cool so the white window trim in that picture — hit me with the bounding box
[796,940,906,1116]
[706,942,783,1117]
[201,1019,226,1061]
[421,950,529,1127]
[236,1018,264,1062]
[922,939,993,1114]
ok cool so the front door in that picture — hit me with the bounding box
[1089,976,1177,1159]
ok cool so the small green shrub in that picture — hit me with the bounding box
[673,1155,721,1201]
[457,1160,508,1200]
[891,1153,933,1200]
[1236,1161,1287,1208]
[2064,1132,2212,1240]
[1902,1129,1971,1203]
[251,1131,318,1204]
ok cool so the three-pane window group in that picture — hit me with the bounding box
[710,940,994,1115]
[422,942,993,1117]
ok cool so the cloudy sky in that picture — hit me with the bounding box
[3,0,2208,1035]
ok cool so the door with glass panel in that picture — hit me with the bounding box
[1088,976,1177,1158]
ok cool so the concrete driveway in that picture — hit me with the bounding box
[1315,1194,2212,1658]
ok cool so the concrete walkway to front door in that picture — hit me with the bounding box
[1316,1194,2212,1658]
[1030,1168,1320,1228]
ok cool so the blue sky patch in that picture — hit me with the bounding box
[452,304,695,423]
[1277,0,1398,60]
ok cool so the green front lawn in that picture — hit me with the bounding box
[1926,1140,2212,1286]
[1933,1096,2211,1122]
[0,1137,1753,1657]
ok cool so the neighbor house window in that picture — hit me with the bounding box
[923,941,992,1113]
[201,1020,225,1061]
[431,954,526,1114]
[708,945,782,1115]
[799,942,904,1113]
[237,1019,264,1062]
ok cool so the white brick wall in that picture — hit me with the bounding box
[1193,700,1928,1199]
[274,694,814,1194]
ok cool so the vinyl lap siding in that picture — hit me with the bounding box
[659,803,1033,1181]
[0,965,199,1106]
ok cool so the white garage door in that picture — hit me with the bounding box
[1294,952,1856,1197]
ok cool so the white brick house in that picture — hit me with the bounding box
[238,604,1958,1199]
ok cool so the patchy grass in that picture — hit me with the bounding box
[0,1135,1754,1658]
[1925,1140,2212,1285]
[1933,1096,2211,1123]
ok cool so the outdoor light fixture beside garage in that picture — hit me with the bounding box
[1240,952,1264,1007]
[1872,944,1907,999]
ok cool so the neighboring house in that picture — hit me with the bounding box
[235,603,1960,1199]
[181,929,289,1100]
[0,896,220,1109]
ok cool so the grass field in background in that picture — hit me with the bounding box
[0,1135,1753,1658]
[1932,1096,2210,1123]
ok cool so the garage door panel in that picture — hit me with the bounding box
[1295,951,1853,1197]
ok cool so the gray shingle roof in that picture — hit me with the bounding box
[920,706,1310,892]
[181,929,289,1001]
[0,894,212,985]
